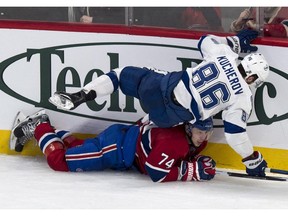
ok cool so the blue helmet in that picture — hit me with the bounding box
[185,117,213,137]
[193,117,213,131]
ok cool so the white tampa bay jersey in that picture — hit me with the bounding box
[173,34,254,158]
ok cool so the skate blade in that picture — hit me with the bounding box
[9,111,27,150]
[49,94,74,110]
[9,109,46,151]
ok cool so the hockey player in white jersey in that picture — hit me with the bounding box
[49,29,270,177]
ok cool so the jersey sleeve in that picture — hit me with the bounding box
[145,142,208,182]
[198,34,238,59]
[144,159,180,182]
[222,107,254,158]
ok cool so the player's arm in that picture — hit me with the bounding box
[198,29,259,58]
[145,150,216,182]
[222,108,267,176]
[144,155,178,182]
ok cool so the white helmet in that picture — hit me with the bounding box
[240,53,270,88]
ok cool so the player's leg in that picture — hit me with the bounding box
[11,110,69,171]
[65,124,130,172]
[118,66,150,98]
[49,66,150,110]
[49,67,124,110]
[54,129,84,148]
[12,109,50,152]
[48,88,97,111]
[34,122,69,172]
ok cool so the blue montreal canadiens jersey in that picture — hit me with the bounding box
[173,35,254,158]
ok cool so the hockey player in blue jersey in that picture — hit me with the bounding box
[49,29,270,177]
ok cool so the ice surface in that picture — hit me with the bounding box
[1,154,288,212]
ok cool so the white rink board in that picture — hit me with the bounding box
[0,28,288,150]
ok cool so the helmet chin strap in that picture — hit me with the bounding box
[185,133,196,147]
[237,63,247,79]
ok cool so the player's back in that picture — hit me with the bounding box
[134,124,189,174]
[190,54,252,120]
[174,34,253,121]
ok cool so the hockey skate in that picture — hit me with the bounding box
[10,109,50,152]
[49,90,96,110]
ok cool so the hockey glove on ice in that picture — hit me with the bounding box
[242,151,267,177]
[227,29,259,54]
[179,155,216,181]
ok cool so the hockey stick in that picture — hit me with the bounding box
[216,169,288,182]
[265,168,288,175]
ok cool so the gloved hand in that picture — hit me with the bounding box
[179,155,216,181]
[242,151,267,177]
[226,29,259,54]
